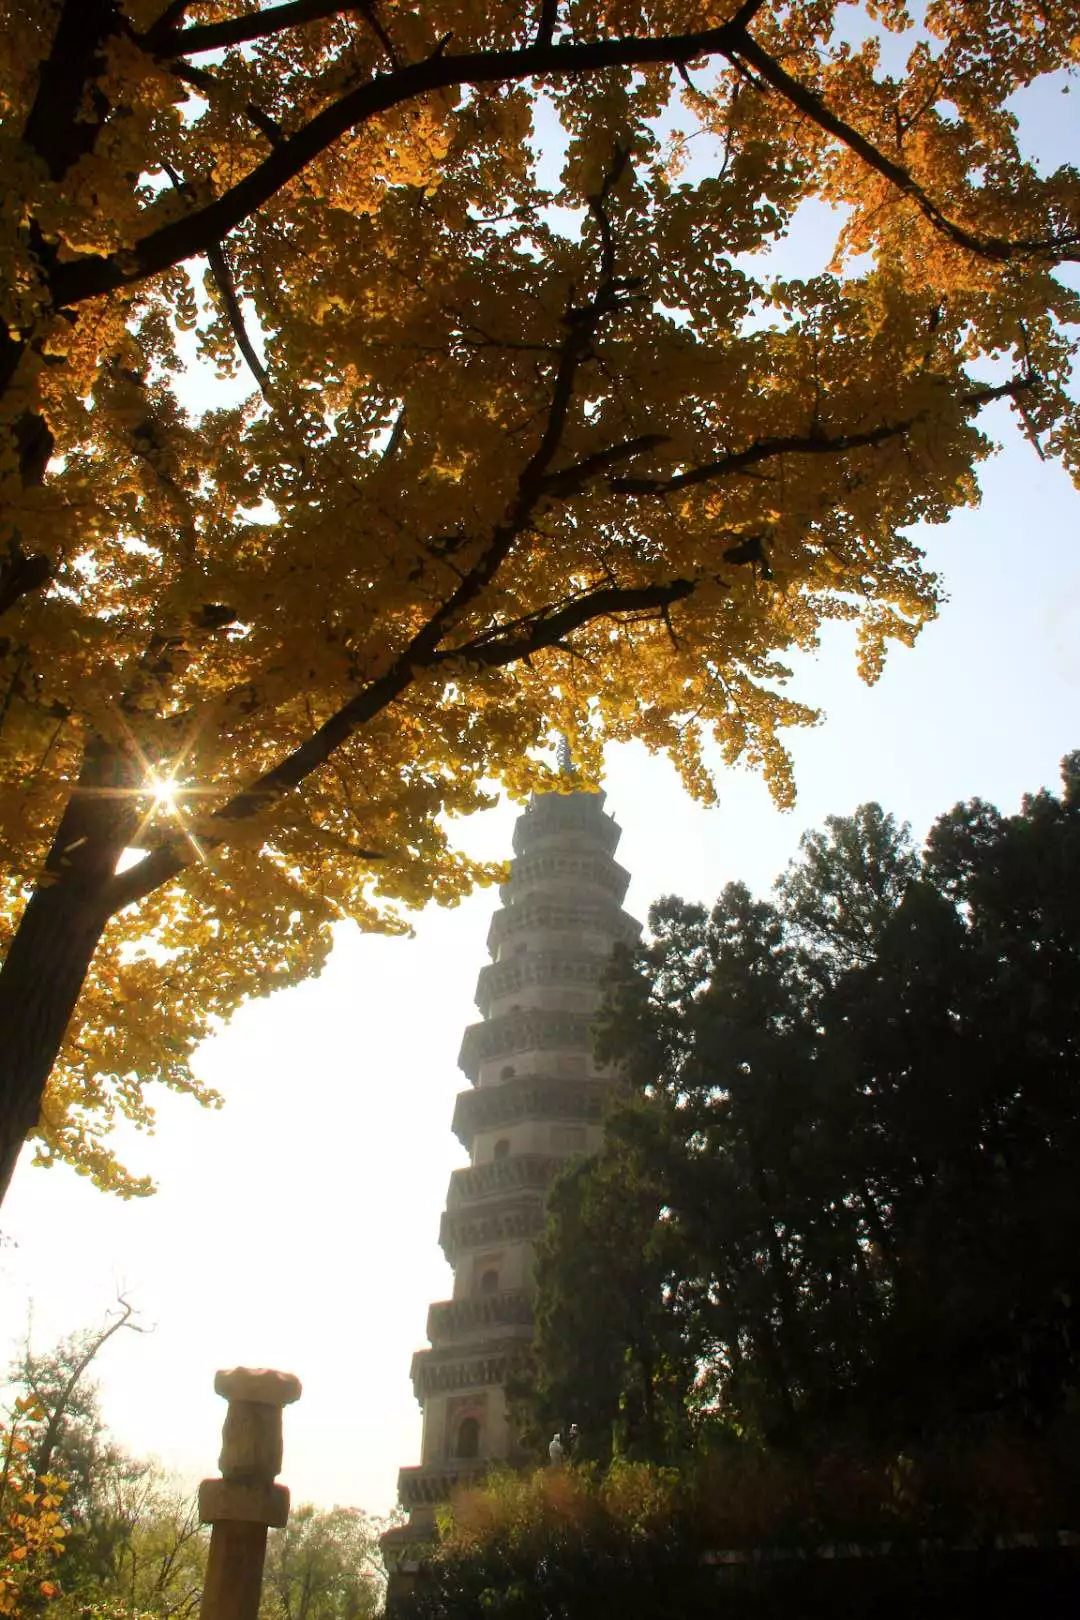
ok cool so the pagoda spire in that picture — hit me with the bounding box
[382,782,639,1588]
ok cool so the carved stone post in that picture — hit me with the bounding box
[198,1368,302,1620]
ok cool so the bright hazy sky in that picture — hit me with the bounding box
[1,56,1078,1526]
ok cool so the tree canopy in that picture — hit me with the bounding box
[1,0,1078,1199]
[532,754,1080,1462]
[261,1505,382,1620]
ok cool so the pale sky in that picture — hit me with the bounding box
[1,53,1078,1527]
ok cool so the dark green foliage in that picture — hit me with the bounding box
[529,1142,691,1464]
[532,754,1080,1459]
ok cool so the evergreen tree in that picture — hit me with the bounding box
[533,755,1080,1456]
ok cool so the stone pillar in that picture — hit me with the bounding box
[198,1368,302,1620]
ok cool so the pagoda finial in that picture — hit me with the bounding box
[556,733,573,775]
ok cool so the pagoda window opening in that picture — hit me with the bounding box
[455,1417,480,1459]
[480,1268,500,1294]
[501,1064,516,1079]
[494,1138,511,1160]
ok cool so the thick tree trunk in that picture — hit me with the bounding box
[0,733,140,1204]
[0,880,112,1202]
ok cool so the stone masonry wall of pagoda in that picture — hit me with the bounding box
[393,785,639,1534]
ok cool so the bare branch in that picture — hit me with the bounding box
[29,1298,147,1479]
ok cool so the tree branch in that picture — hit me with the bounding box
[161,165,271,396]
[540,433,670,495]
[147,0,363,57]
[103,574,698,912]
[356,0,399,69]
[94,226,1030,920]
[51,16,1077,316]
[585,144,631,287]
[169,60,285,147]
[434,576,700,671]
[147,1,192,40]
[0,551,52,622]
[535,0,559,49]
[732,33,1080,265]
[453,563,711,653]
[205,242,271,398]
[104,203,645,913]
[18,5,1074,359]
[611,377,1035,496]
[727,0,771,27]
[22,0,119,181]
[48,20,766,309]
[379,404,407,462]
[30,1298,146,1479]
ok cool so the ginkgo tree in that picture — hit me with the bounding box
[0,0,1077,1202]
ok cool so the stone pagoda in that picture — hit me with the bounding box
[383,781,639,1575]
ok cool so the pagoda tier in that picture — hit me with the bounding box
[388,785,639,1547]
[451,1073,613,1150]
[426,1288,533,1344]
[472,947,616,1020]
[444,1151,561,1207]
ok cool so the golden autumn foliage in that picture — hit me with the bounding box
[0,0,1077,1197]
[0,1401,67,1620]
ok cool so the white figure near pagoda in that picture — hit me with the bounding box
[382,777,639,1587]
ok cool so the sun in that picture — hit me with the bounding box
[128,766,209,865]
[146,773,179,814]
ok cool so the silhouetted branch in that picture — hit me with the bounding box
[49,20,792,307]
[0,551,52,622]
[147,0,361,57]
[205,242,271,398]
[169,61,284,146]
[27,1298,148,1479]
[535,0,558,48]
[612,377,1037,495]
[732,33,1080,265]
